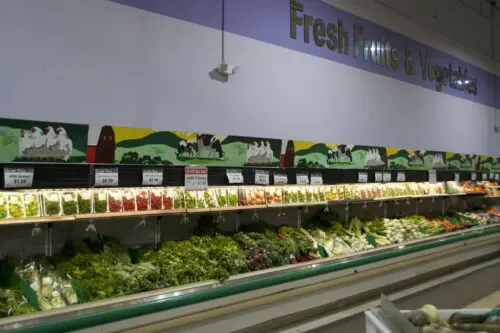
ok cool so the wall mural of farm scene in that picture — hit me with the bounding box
[478,156,500,171]
[387,148,446,170]
[0,118,88,163]
[446,153,479,171]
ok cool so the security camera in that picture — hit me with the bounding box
[219,63,239,75]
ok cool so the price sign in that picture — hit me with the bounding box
[482,173,488,181]
[383,172,392,182]
[296,172,309,185]
[428,170,437,184]
[454,173,460,182]
[358,172,368,183]
[184,166,208,190]
[255,170,269,185]
[490,172,495,180]
[310,172,323,185]
[496,174,500,181]
[375,172,382,182]
[142,168,163,186]
[95,168,119,187]
[471,172,477,181]
[4,167,34,188]
[226,169,244,184]
[273,172,288,185]
[396,171,405,182]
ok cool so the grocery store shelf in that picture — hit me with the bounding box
[0,215,76,226]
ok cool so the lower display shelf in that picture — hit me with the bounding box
[2,224,500,333]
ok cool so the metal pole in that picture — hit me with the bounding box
[491,1,498,131]
[45,223,53,257]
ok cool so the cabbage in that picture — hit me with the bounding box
[420,304,440,323]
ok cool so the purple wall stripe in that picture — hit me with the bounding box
[110,0,499,109]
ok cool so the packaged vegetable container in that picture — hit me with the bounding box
[121,190,136,212]
[135,189,149,211]
[0,192,8,218]
[173,188,185,209]
[107,190,123,213]
[215,188,228,207]
[7,193,25,218]
[227,188,238,207]
[203,189,218,208]
[61,191,78,215]
[254,188,266,205]
[265,187,275,205]
[184,190,197,209]
[297,187,307,203]
[76,190,93,214]
[42,191,62,216]
[93,190,108,214]
[238,187,254,206]
[23,192,40,217]
[148,188,163,210]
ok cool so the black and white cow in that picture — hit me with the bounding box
[408,150,424,164]
[197,134,224,159]
[176,140,196,158]
[327,149,338,162]
[338,144,353,162]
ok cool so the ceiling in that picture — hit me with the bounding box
[375,0,500,63]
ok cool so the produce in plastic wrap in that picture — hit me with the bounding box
[173,188,185,209]
[93,191,108,213]
[43,191,62,216]
[323,186,336,201]
[215,188,228,207]
[297,187,306,203]
[265,187,275,205]
[7,193,25,218]
[273,187,283,204]
[135,189,149,211]
[61,191,78,215]
[227,188,238,207]
[254,188,265,205]
[196,191,207,209]
[77,190,93,214]
[0,193,7,218]
[121,190,136,212]
[107,191,123,213]
[238,188,253,206]
[23,192,40,217]
[203,189,218,208]
[184,191,197,209]
[149,189,163,210]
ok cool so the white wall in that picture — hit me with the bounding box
[0,0,498,156]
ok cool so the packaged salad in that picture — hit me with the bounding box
[215,188,228,207]
[77,190,93,214]
[43,191,62,216]
[93,190,108,213]
[134,189,149,211]
[195,191,208,208]
[121,190,136,212]
[61,191,78,215]
[0,192,8,218]
[203,189,218,208]
[23,192,40,217]
[297,187,306,203]
[8,193,25,218]
[107,190,123,213]
[227,188,238,207]
[184,190,197,209]
[149,188,163,210]
[173,188,185,209]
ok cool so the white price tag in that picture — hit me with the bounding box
[383,172,392,182]
[396,171,405,182]
[428,170,437,184]
[471,172,477,181]
[495,173,500,181]
[296,172,309,185]
[142,168,163,186]
[95,168,119,187]
[273,172,288,185]
[482,173,488,181]
[310,172,323,185]
[226,169,244,184]
[4,167,34,188]
[185,166,208,190]
[454,173,460,182]
[358,172,368,183]
[375,172,382,182]
[255,170,269,185]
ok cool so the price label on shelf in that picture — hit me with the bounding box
[358,172,368,183]
[428,170,437,184]
[482,173,488,181]
[273,172,288,185]
[454,173,460,182]
[255,170,269,185]
[383,172,392,182]
[184,166,208,190]
[396,172,405,182]
[310,172,323,185]
[296,172,309,185]
[226,169,244,184]
[142,168,163,186]
[95,168,119,187]
[374,172,382,182]
[490,173,495,180]
[4,167,34,188]
[471,172,477,181]
[496,174,500,181]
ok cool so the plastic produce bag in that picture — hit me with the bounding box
[148,188,163,210]
[0,193,9,218]
[43,191,62,216]
[77,190,93,214]
[93,190,108,213]
[61,191,78,215]
[7,193,25,218]
[107,191,123,213]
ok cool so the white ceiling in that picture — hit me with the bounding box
[375,0,500,63]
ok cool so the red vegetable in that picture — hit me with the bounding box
[121,191,136,212]
[149,191,162,210]
[162,194,173,210]
[135,190,149,211]
[108,193,122,213]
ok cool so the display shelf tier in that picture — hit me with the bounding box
[2,224,499,333]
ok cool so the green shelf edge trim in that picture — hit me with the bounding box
[7,227,500,333]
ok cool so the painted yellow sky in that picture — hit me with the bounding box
[294,141,338,151]
[113,126,156,143]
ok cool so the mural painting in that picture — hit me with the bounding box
[445,153,479,171]
[479,156,499,172]
[0,118,88,163]
[387,148,446,170]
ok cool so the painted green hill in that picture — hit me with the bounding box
[117,131,182,149]
[295,143,329,156]
[447,153,461,162]
[388,149,409,160]
[222,135,282,158]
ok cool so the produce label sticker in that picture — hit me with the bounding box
[428,170,437,184]
[226,169,244,184]
[185,166,208,190]
[142,168,163,186]
[296,172,309,185]
[454,173,460,182]
[310,172,323,186]
[4,167,34,188]
[471,172,477,181]
[358,172,368,183]
[383,172,392,182]
[255,170,270,185]
[375,172,382,182]
[273,172,288,185]
[95,168,119,187]
[396,171,405,182]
